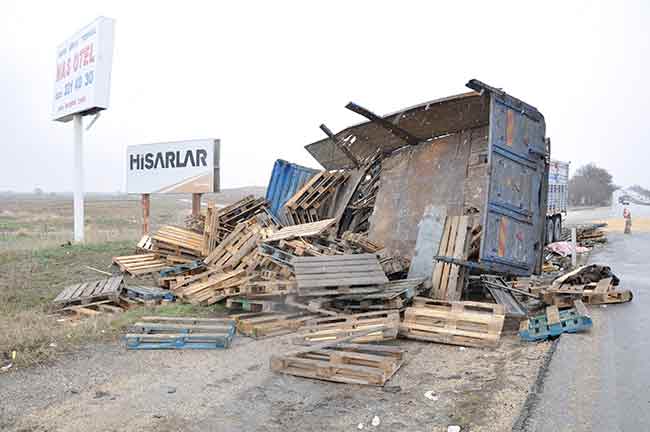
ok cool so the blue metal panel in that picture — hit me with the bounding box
[480,96,548,275]
[265,159,319,217]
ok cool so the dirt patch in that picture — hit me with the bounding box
[0,334,551,432]
[602,217,650,233]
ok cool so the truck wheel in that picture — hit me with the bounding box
[553,216,563,242]
[546,217,554,244]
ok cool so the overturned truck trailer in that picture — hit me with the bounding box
[305,79,549,277]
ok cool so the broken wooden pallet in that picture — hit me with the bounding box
[431,215,470,301]
[234,312,320,339]
[542,277,633,307]
[152,225,204,258]
[113,253,169,276]
[125,316,236,350]
[399,297,505,348]
[283,171,349,224]
[519,300,592,342]
[270,342,404,386]
[264,219,336,243]
[59,299,125,316]
[53,275,124,308]
[293,254,388,296]
[293,311,400,345]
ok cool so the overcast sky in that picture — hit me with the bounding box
[1,0,648,193]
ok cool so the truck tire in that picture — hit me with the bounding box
[553,215,563,243]
[546,217,554,244]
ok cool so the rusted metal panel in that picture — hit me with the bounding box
[479,92,547,275]
[305,92,490,170]
[368,132,474,259]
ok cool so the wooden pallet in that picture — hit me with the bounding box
[341,231,383,253]
[431,215,470,301]
[172,268,249,305]
[264,219,336,243]
[113,253,169,276]
[59,299,125,316]
[294,311,400,345]
[226,297,288,313]
[211,196,272,242]
[543,277,633,307]
[53,275,124,308]
[332,278,423,311]
[124,285,175,302]
[204,221,264,269]
[293,254,388,296]
[136,234,154,252]
[125,316,235,350]
[519,300,592,342]
[234,312,319,339]
[152,225,204,258]
[283,171,349,224]
[379,254,411,276]
[240,279,297,297]
[271,342,404,386]
[399,297,505,348]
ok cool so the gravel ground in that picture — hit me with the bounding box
[1,330,551,432]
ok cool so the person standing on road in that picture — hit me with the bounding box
[623,207,632,234]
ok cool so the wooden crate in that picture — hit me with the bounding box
[431,215,471,301]
[293,254,388,296]
[399,297,505,348]
[53,275,124,308]
[271,343,405,386]
[294,311,399,345]
[113,253,169,276]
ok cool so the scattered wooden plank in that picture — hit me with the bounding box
[431,215,470,301]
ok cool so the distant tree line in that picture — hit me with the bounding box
[568,163,616,206]
[629,185,650,199]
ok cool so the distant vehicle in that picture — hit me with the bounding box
[546,159,569,243]
[618,196,631,205]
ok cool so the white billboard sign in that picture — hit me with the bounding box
[126,139,220,194]
[52,16,115,122]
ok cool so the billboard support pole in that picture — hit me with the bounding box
[73,114,85,242]
[192,193,202,217]
[142,193,150,235]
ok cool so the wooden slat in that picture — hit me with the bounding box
[264,219,336,242]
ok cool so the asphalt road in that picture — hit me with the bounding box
[523,206,650,431]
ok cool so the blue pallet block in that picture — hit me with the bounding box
[158,260,205,278]
[125,286,176,301]
[520,300,592,342]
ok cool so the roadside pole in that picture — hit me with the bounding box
[571,227,577,268]
[142,193,150,234]
[73,114,84,242]
[192,193,202,217]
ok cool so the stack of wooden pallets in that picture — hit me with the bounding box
[113,253,168,276]
[541,277,632,307]
[172,268,250,305]
[151,225,205,259]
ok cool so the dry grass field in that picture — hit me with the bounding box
[0,189,263,367]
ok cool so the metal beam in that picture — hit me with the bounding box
[319,124,360,168]
[345,102,422,146]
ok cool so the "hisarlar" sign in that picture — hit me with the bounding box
[126,139,220,194]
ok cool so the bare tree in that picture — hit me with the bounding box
[568,164,616,206]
